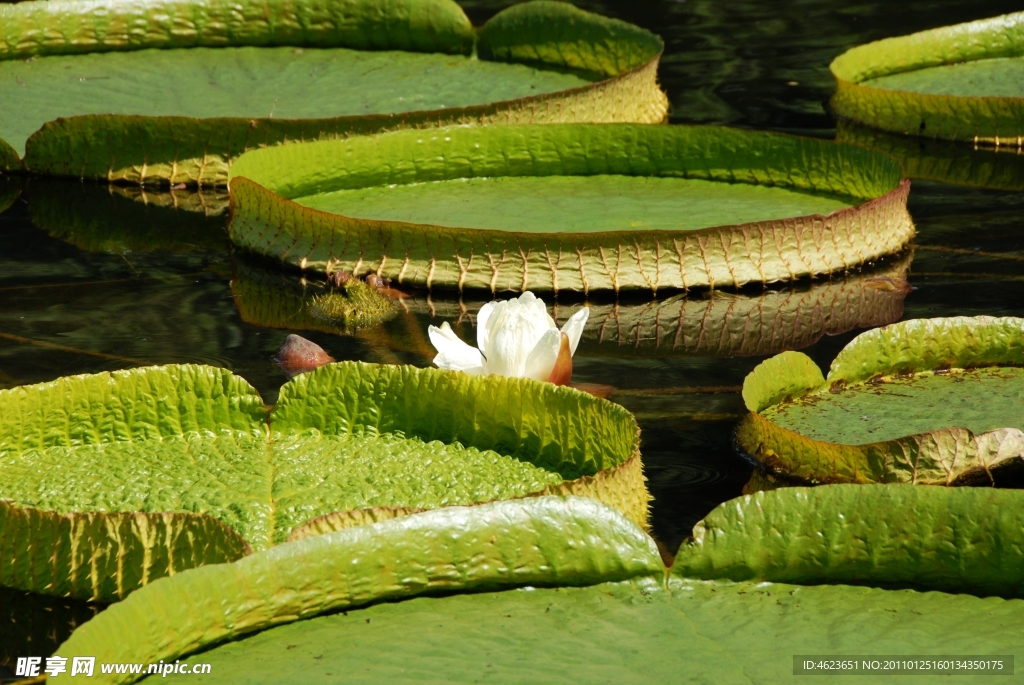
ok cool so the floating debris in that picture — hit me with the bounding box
[274,334,334,379]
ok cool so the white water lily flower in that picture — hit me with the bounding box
[428,292,589,385]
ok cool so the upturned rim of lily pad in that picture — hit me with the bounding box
[47,484,1024,683]
[0,361,647,602]
[830,11,1024,145]
[46,496,664,684]
[0,0,668,186]
[227,123,914,293]
[674,484,1024,598]
[737,316,1024,486]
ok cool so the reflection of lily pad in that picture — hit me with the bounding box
[228,124,914,292]
[231,261,352,336]
[1,0,666,185]
[0,363,644,601]
[49,492,1024,684]
[557,255,912,357]
[0,586,101,671]
[836,121,1024,191]
[231,260,400,336]
[0,137,18,172]
[25,180,228,252]
[232,252,913,358]
[0,173,21,216]
[737,316,1024,486]
[831,12,1024,145]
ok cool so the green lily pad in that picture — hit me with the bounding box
[143,578,1021,685]
[26,180,229,252]
[49,496,664,683]
[0,363,644,601]
[46,492,1024,684]
[231,252,912,357]
[227,124,913,293]
[868,58,1024,99]
[295,175,853,233]
[674,484,1024,598]
[0,0,666,186]
[737,316,1024,486]
[831,12,1024,145]
[836,120,1024,191]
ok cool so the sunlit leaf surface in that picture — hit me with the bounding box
[0,363,642,600]
[0,0,667,184]
[739,317,1024,485]
[831,11,1024,144]
[228,123,912,292]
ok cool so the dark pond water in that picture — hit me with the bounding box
[4,0,1024,672]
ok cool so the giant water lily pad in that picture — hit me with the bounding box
[0,363,643,601]
[737,316,1024,486]
[145,580,1020,685]
[673,484,1024,597]
[228,124,914,293]
[231,253,912,357]
[46,491,1024,684]
[0,0,667,186]
[831,11,1024,145]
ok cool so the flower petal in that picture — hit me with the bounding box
[485,296,554,377]
[545,332,574,386]
[523,328,562,382]
[517,291,556,328]
[559,307,590,355]
[516,293,557,343]
[476,300,497,356]
[428,322,484,374]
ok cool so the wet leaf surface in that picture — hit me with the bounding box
[864,56,1024,98]
[229,124,910,291]
[0,46,590,157]
[154,577,1023,685]
[768,366,1024,444]
[295,174,855,232]
[831,12,1024,143]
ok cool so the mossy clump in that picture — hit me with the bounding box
[307,274,395,331]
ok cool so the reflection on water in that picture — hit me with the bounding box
[837,121,1024,191]
[0,587,104,677]
[24,178,229,253]
[3,0,1024,666]
[231,251,911,358]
